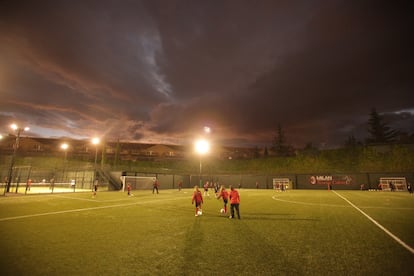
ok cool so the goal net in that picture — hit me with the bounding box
[120,176,156,191]
[379,177,407,191]
[273,178,290,191]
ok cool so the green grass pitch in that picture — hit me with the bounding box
[0,189,413,275]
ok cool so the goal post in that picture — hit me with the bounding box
[120,176,156,192]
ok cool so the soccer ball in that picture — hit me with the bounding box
[197,210,202,216]
[220,208,225,213]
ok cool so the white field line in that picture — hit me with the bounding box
[53,192,189,203]
[272,195,350,208]
[357,206,414,210]
[332,190,414,254]
[0,196,184,222]
[271,195,414,210]
[52,194,100,202]
[52,194,137,203]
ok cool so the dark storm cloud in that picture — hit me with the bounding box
[146,0,414,146]
[0,0,413,148]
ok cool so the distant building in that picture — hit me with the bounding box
[0,135,259,161]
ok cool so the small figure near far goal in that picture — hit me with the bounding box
[153,178,159,194]
[127,183,133,196]
[92,178,98,198]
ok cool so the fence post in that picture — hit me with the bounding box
[367,173,371,189]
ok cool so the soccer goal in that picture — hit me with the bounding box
[378,177,407,191]
[120,175,156,191]
[273,178,290,191]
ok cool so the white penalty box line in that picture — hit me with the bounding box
[332,190,414,254]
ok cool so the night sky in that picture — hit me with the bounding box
[1,0,413,148]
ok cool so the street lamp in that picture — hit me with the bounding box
[91,137,100,178]
[5,124,29,193]
[195,139,210,186]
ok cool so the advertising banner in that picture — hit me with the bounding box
[296,174,359,190]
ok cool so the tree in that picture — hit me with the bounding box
[344,134,361,148]
[302,142,319,156]
[366,108,398,144]
[271,124,292,156]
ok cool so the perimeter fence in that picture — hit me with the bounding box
[1,166,413,195]
[116,171,414,191]
[0,166,98,195]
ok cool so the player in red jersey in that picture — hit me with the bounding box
[192,185,204,216]
[216,185,229,214]
[127,183,131,196]
[229,185,240,219]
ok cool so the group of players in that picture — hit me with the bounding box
[191,183,241,219]
[120,179,241,219]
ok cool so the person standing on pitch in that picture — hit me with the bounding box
[203,181,210,197]
[92,178,98,198]
[153,178,159,194]
[192,185,204,216]
[127,183,131,196]
[216,185,229,214]
[26,178,32,191]
[229,185,240,219]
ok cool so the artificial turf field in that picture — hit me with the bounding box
[0,189,413,275]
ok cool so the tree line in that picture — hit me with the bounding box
[267,108,413,157]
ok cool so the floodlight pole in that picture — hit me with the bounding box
[61,143,68,182]
[94,146,98,179]
[91,137,100,180]
[6,128,22,193]
[195,138,209,187]
[199,156,202,186]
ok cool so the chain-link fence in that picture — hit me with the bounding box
[1,167,413,195]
